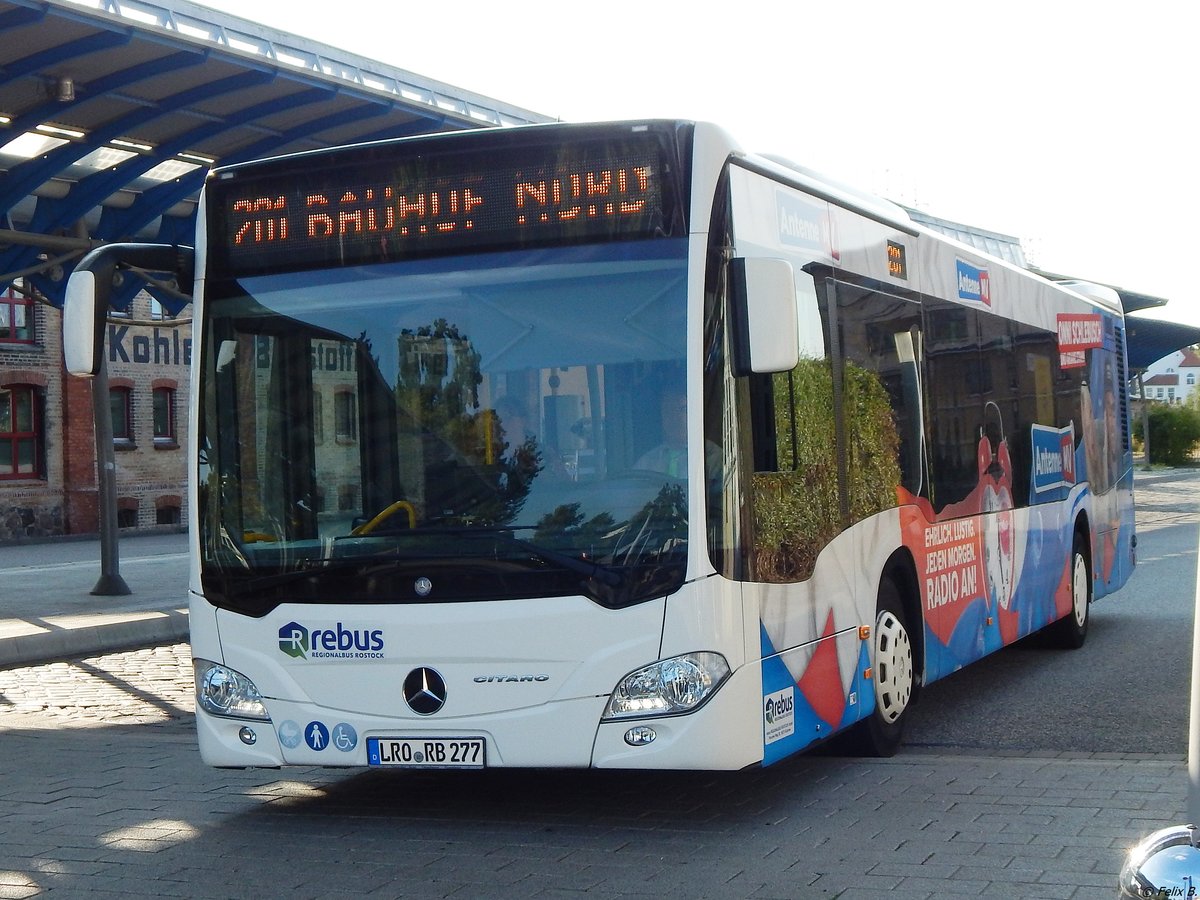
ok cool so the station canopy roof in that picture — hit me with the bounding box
[0,0,552,311]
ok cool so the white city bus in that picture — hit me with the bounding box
[70,120,1136,769]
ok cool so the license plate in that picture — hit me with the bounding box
[367,736,486,768]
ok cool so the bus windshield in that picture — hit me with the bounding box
[198,238,690,613]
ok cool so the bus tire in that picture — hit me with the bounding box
[1048,530,1090,650]
[852,577,915,758]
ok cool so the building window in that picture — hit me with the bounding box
[153,387,176,444]
[334,390,357,442]
[313,391,325,443]
[156,505,181,525]
[1188,373,1195,386]
[0,385,41,479]
[110,387,133,443]
[0,288,34,343]
[117,508,138,528]
[150,298,171,321]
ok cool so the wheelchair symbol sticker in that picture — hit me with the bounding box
[332,723,358,752]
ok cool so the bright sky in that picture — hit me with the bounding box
[200,0,1198,324]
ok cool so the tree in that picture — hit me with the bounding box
[1134,403,1200,465]
[395,319,541,524]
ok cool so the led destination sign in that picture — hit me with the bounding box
[213,135,678,274]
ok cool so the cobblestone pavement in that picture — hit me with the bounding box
[0,644,193,731]
[1133,468,1200,531]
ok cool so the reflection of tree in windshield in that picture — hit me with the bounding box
[398,318,481,428]
[534,504,617,545]
[395,318,542,526]
[535,482,686,564]
[471,434,543,525]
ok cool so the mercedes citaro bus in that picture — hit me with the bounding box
[64,120,1134,770]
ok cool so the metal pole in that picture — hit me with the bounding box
[89,337,130,596]
[1189,523,1200,825]
[1138,372,1151,465]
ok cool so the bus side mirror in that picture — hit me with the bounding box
[729,257,799,376]
[64,270,104,377]
[62,242,195,377]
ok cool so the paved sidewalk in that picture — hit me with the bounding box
[0,530,189,668]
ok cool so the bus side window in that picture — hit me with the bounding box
[924,300,982,512]
[1009,319,1060,507]
[746,275,837,584]
[834,282,924,510]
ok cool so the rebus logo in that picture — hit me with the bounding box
[279,622,309,659]
[764,692,794,724]
[277,621,386,661]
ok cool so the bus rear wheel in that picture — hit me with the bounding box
[851,578,914,757]
[1048,531,1090,650]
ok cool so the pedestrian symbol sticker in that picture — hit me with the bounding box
[305,721,329,751]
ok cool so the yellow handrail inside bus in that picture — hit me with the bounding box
[351,500,417,535]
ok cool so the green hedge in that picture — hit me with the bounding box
[1135,403,1200,465]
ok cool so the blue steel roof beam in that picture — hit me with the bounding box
[109,266,162,311]
[95,99,395,241]
[0,50,208,151]
[154,211,194,246]
[25,271,66,307]
[35,0,548,128]
[4,88,411,295]
[93,172,203,242]
[219,100,415,164]
[35,104,456,303]
[0,70,276,215]
[5,85,341,252]
[326,117,458,147]
[0,29,132,81]
[0,6,46,32]
[0,72,281,278]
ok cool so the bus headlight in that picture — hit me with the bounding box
[194,659,270,721]
[603,652,730,720]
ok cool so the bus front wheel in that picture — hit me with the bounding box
[853,578,914,757]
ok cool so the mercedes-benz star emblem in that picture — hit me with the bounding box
[403,667,447,715]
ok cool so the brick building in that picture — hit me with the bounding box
[0,282,189,541]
